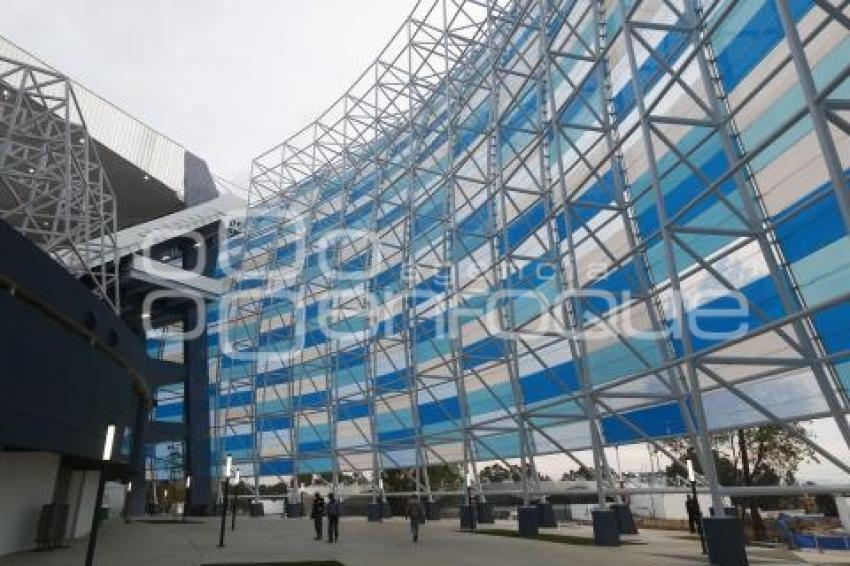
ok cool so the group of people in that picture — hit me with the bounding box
[309,493,427,543]
[309,492,341,543]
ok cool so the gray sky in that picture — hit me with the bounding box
[1,0,416,190]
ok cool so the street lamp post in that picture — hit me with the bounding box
[183,476,191,523]
[688,459,707,555]
[124,482,132,524]
[231,468,240,531]
[85,424,115,566]
[218,455,232,548]
[466,473,476,532]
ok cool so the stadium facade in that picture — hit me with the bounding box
[2,0,850,560]
[207,0,850,517]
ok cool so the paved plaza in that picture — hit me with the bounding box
[2,515,846,566]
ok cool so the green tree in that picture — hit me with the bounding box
[479,462,541,483]
[381,469,414,492]
[664,424,817,540]
[258,481,288,496]
[561,465,595,481]
[426,464,462,489]
[479,463,511,483]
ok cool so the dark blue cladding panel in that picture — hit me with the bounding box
[298,440,329,453]
[256,367,290,387]
[218,390,253,408]
[223,433,253,452]
[813,302,850,354]
[336,348,366,368]
[462,336,507,371]
[714,0,812,92]
[337,401,370,420]
[418,396,461,426]
[297,391,328,409]
[774,183,848,263]
[376,369,409,391]
[259,416,292,431]
[154,402,183,419]
[377,428,417,443]
[520,362,579,405]
[259,458,293,475]
[601,402,686,443]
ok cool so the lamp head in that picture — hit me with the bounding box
[102,425,116,461]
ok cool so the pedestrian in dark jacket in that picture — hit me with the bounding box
[326,493,341,543]
[406,495,425,542]
[310,493,325,540]
[686,495,698,534]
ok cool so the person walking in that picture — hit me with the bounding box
[326,492,341,543]
[310,493,325,540]
[406,495,425,543]
[685,495,697,534]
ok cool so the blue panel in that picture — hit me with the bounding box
[774,184,848,263]
[601,403,686,443]
[337,401,370,421]
[813,302,850,355]
[218,390,253,408]
[376,369,409,391]
[259,416,292,431]
[501,200,545,253]
[223,433,253,452]
[154,402,183,420]
[377,428,417,443]
[336,347,366,368]
[298,440,329,453]
[256,367,289,387]
[462,336,507,370]
[520,362,579,405]
[714,0,812,92]
[296,391,328,409]
[418,396,461,426]
[259,458,293,476]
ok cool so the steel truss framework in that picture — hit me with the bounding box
[0,57,119,310]
[214,0,850,506]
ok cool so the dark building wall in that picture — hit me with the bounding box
[0,219,151,465]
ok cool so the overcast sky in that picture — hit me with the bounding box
[1,0,416,191]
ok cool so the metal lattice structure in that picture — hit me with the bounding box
[211,0,850,509]
[0,56,119,310]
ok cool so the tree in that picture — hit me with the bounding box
[479,463,511,483]
[737,425,816,486]
[258,482,288,496]
[381,469,414,493]
[296,473,313,486]
[478,462,541,483]
[426,464,462,489]
[561,465,595,481]
[663,424,818,540]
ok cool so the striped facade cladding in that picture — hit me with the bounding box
[208,0,850,490]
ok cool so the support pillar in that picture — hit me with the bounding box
[592,509,621,546]
[704,516,749,566]
[611,503,638,535]
[184,293,212,515]
[517,506,539,537]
